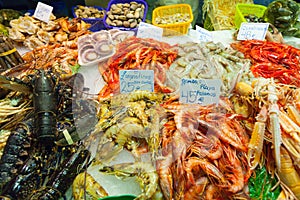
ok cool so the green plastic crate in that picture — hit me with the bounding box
[235,3,267,29]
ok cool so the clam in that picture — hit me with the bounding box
[80,49,99,63]
[106,2,145,28]
[123,21,130,28]
[94,40,114,56]
[75,5,105,18]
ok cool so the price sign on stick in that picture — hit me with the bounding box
[196,25,213,42]
[137,22,163,41]
[237,22,269,40]
[33,2,53,23]
[119,70,154,93]
[180,78,222,105]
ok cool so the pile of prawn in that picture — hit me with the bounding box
[98,36,178,99]
[157,96,251,199]
[231,40,300,87]
[167,41,254,95]
[1,43,79,80]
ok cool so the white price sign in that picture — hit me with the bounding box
[237,22,269,40]
[180,78,221,105]
[119,70,154,93]
[196,25,213,42]
[137,22,163,41]
[33,2,53,23]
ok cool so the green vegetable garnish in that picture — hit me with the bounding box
[249,166,281,200]
[71,63,81,74]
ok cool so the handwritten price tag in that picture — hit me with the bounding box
[137,22,163,41]
[195,25,213,42]
[180,78,222,105]
[237,22,269,40]
[119,70,154,93]
[33,2,53,23]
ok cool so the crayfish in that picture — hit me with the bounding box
[0,69,96,199]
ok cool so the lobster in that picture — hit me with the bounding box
[2,145,90,200]
[0,119,34,193]
[0,69,96,199]
[33,70,58,149]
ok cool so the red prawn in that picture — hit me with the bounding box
[231,40,300,87]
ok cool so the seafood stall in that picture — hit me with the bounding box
[0,0,300,200]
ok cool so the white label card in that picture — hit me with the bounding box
[119,70,154,93]
[33,2,53,23]
[237,22,269,40]
[195,25,213,42]
[137,22,163,41]
[180,78,222,105]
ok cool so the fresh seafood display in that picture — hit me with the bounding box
[8,15,91,50]
[231,39,300,87]
[167,41,254,95]
[0,6,300,199]
[74,5,106,19]
[98,37,178,99]
[105,1,146,28]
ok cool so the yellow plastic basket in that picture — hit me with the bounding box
[235,3,267,29]
[152,4,193,36]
